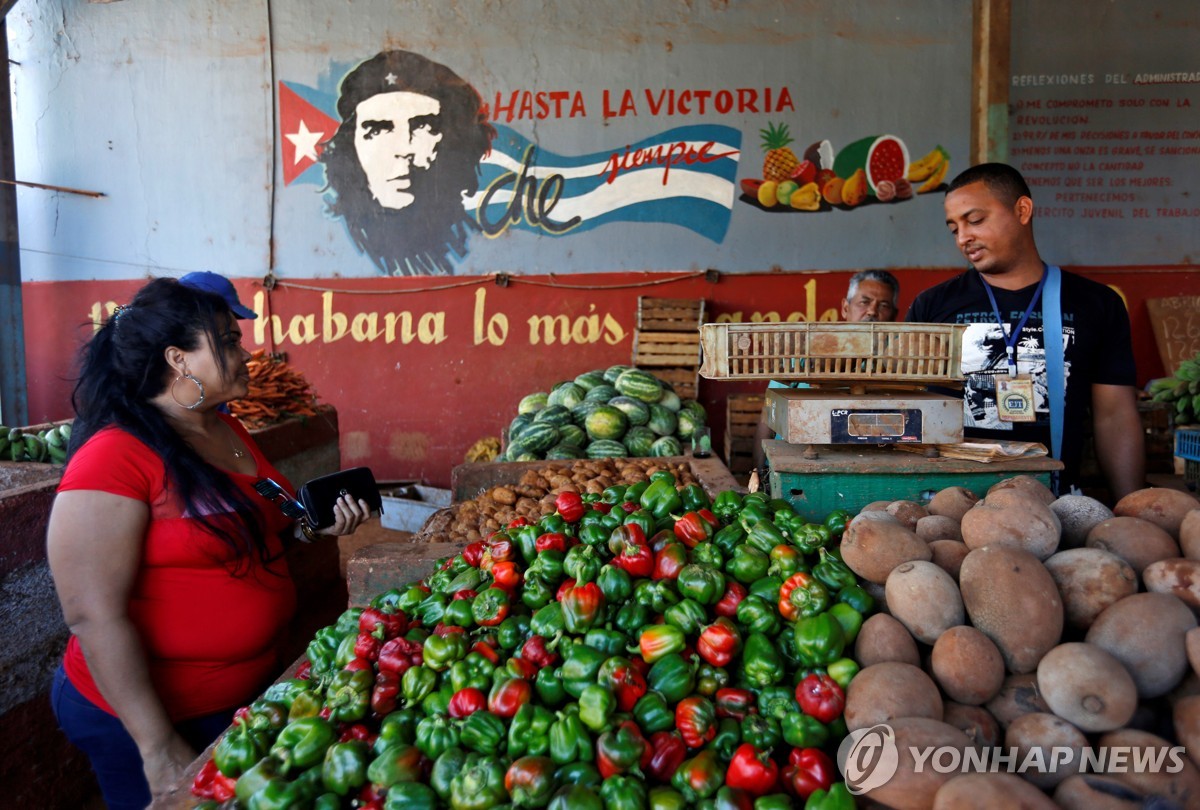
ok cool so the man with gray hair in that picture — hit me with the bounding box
[752,270,901,470]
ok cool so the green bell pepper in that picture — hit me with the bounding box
[424,632,469,672]
[549,785,604,810]
[712,524,746,557]
[795,523,831,554]
[736,502,771,533]
[649,786,689,810]
[813,548,857,591]
[672,748,725,802]
[793,612,846,667]
[696,664,729,697]
[539,513,572,536]
[640,477,683,520]
[663,597,708,636]
[624,508,657,540]
[726,545,769,585]
[460,709,507,754]
[632,690,675,734]
[287,689,322,721]
[262,678,311,710]
[375,708,418,754]
[736,594,781,637]
[585,627,630,658]
[578,684,616,732]
[549,705,593,765]
[634,578,680,613]
[712,491,743,522]
[270,717,336,775]
[804,782,855,810]
[320,740,368,795]
[497,613,533,650]
[245,776,317,810]
[560,643,607,699]
[234,755,282,805]
[755,794,793,810]
[565,544,604,584]
[509,702,556,757]
[707,716,741,761]
[415,592,448,627]
[781,712,829,748]
[396,583,429,613]
[646,653,697,704]
[385,782,439,810]
[823,509,851,537]
[304,627,342,679]
[676,564,726,606]
[430,747,469,799]
[767,544,805,579]
[745,519,788,555]
[596,565,633,603]
[788,576,831,620]
[828,603,863,644]
[579,521,611,549]
[741,714,781,751]
[601,773,648,810]
[689,542,724,569]
[748,575,783,604]
[556,760,603,789]
[402,665,438,706]
[530,601,566,637]
[613,600,654,636]
[536,665,570,708]
[827,657,860,689]
[443,597,477,629]
[325,668,372,722]
[214,721,267,777]
[529,549,566,584]
[836,583,875,615]
[740,632,784,688]
[449,753,508,810]
[415,713,462,759]
[757,685,796,720]
[449,651,496,693]
[680,483,711,512]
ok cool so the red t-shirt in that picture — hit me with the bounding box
[58,414,297,721]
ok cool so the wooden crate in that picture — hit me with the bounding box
[652,366,700,400]
[637,296,706,331]
[726,393,765,475]
[633,331,702,367]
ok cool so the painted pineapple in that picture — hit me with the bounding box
[760,121,799,182]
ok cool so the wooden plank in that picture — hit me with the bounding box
[638,296,706,331]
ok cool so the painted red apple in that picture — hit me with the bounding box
[740,178,765,196]
[816,168,837,187]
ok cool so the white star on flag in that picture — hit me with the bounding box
[285,120,324,165]
[385,72,398,85]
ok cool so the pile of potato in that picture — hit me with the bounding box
[836,476,1200,809]
[436,458,698,543]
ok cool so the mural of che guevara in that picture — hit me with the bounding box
[320,50,496,276]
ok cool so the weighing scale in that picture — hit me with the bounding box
[698,322,1063,516]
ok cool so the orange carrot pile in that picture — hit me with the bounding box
[228,349,319,429]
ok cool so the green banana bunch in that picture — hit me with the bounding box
[1152,353,1200,425]
[0,422,73,463]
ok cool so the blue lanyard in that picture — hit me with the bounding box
[978,269,1046,374]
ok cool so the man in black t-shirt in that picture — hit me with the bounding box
[906,163,1142,498]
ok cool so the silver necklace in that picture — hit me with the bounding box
[226,422,247,459]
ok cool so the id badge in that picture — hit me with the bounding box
[996,377,1036,423]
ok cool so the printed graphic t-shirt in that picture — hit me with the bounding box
[58,414,297,721]
[906,268,1136,489]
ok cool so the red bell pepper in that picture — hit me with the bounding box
[536,532,569,554]
[489,676,533,718]
[491,561,523,592]
[559,582,605,633]
[596,719,653,779]
[796,673,845,725]
[359,607,407,640]
[433,623,466,636]
[345,657,374,672]
[675,695,718,749]
[448,687,488,718]
[295,660,312,680]
[353,632,382,662]
[507,656,538,680]
[472,587,511,627]
[611,535,654,579]
[555,491,585,523]
[508,516,533,529]
[473,638,501,665]
[636,624,686,663]
[621,501,640,514]
[377,637,422,674]
[673,510,716,547]
[339,723,373,743]
[697,618,743,668]
[726,743,779,797]
[191,758,236,802]
[489,535,519,563]
[370,670,400,715]
[452,589,477,601]
[781,748,835,799]
[463,540,486,567]
[599,657,648,712]
[556,578,578,602]
[607,523,646,555]
[714,580,747,619]
[647,731,687,783]
[521,634,560,669]
[778,572,818,622]
[653,543,689,580]
[714,688,756,720]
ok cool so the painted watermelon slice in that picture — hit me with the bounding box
[831,135,911,195]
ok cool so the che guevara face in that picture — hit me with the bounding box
[353,91,444,210]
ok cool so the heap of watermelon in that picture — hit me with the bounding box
[831,135,910,196]
[503,365,707,461]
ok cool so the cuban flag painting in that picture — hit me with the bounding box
[468,124,742,243]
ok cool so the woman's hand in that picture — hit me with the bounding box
[142,733,198,803]
[318,493,372,537]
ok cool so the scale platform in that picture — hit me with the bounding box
[765,387,964,446]
[763,439,1063,519]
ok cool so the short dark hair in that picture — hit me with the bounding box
[946,162,1032,207]
[846,270,899,305]
[320,50,496,275]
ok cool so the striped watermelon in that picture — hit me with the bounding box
[681,399,707,423]
[603,364,633,384]
[513,451,541,462]
[609,396,651,426]
[534,404,574,427]
[572,400,606,424]
[623,426,657,457]
[587,439,628,458]
[585,405,629,441]
[518,392,549,414]
[648,404,678,437]
[650,436,683,457]
[615,369,664,403]
[574,371,607,390]
[546,443,586,460]
[558,424,587,448]
[548,382,586,409]
[509,414,533,441]
[513,423,559,454]
[658,389,682,412]
[585,384,619,403]
[676,410,701,440]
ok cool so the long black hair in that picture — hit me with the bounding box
[67,277,273,565]
[320,49,496,276]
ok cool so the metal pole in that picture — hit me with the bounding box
[0,18,29,427]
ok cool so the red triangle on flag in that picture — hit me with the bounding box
[278,82,340,185]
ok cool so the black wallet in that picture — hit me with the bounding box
[296,467,383,529]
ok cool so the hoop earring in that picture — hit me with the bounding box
[170,373,206,410]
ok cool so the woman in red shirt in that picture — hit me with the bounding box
[47,278,369,808]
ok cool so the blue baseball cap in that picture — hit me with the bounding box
[179,271,257,320]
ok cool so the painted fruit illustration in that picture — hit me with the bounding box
[776,180,799,206]
[832,135,910,195]
[841,169,868,207]
[760,122,800,182]
[822,176,845,205]
[908,145,950,182]
[918,158,950,193]
[757,180,779,207]
[789,182,821,211]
